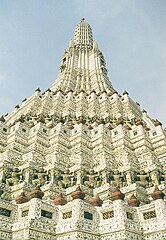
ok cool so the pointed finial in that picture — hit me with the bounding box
[15,192,29,204]
[0,115,5,122]
[54,193,67,206]
[29,186,44,199]
[15,104,20,109]
[111,188,125,201]
[151,187,165,200]
[89,194,103,206]
[127,194,140,207]
[71,186,85,200]
[35,87,41,92]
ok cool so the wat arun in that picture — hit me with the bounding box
[0,19,166,240]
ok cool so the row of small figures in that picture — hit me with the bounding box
[1,167,165,190]
[10,112,138,129]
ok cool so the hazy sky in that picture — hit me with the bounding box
[0,0,166,125]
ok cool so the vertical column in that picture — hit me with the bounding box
[28,198,42,220]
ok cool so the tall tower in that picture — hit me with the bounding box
[0,19,165,240]
[51,18,114,94]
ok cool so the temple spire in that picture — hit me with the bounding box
[74,18,93,50]
[51,19,114,94]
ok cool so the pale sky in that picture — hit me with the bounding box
[0,0,166,125]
